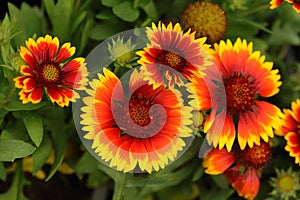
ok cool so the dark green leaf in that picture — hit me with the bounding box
[211,175,230,189]
[1,119,30,142]
[0,139,36,162]
[113,2,139,22]
[90,20,127,41]
[133,0,151,8]
[0,162,6,181]
[0,108,9,125]
[74,152,98,174]
[142,0,157,19]
[22,112,43,147]
[32,134,52,175]
[96,10,115,20]
[0,160,30,200]
[101,0,121,7]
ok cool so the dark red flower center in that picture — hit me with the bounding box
[36,62,62,88]
[156,50,185,72]
[129,93,151,126]
[224,74,256,115]
[234,141,271,169]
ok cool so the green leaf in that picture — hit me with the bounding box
[70,11,87,34]
[32,134,52,175]
[113,2,139,22]
[74,152,98,174]
[0,160,30,200]
[0,139,36,162]
[211,175,230,189]
[78,17,93,55]
[1,119,30,142]
[0,108,9,125]
[133,0,151,8]
[142,1,157,19]
[22,112,43,147]
[44,109,67,181]
[0,162,6,181]
[101,0,121,7]
[96,10,115,20]
[90,20,127,41]
[8,2,46,47]
[4,93,46,111]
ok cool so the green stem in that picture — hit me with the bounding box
[114,65,121,75]
[113,173,126,200]
[278,45,290,60]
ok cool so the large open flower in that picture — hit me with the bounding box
[13,34,88,107]
[276,99,300,165]
[80,68,193,173]
[191,38,283,151]
[137,22,212,89]
[203,141,272,200]
[270,0,300,13]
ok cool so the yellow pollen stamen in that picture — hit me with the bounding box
[225,74,256,114]
[43,64,60,82]
[156,50,185,71]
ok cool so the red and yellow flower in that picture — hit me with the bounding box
[270,0,300,13]
[137,22,212,89]
[203,141,272,200]
[191,38,283,151]
[13,34,88,107]
[276,99,300,165]
[80,68,194,173]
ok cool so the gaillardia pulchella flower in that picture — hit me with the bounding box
[203,141,272,200]
[80,68,194,173]
[180,1,226,44]
[270,0,300,13]
[137,21,212,89]
[192,38,283,151]
[269,168,300,200]
[14,34,88,107]
[276,99,300,165]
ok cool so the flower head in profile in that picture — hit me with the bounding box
[276,99,300,165]
[269,168,300,200]
[13,34,88,107]
[180,1,227,44]
[108,36,137,68]
[137,21,212,89]
[80,68,194,173]
[192,38,283,151]
[270,0,300,13]
[203,141,272,200]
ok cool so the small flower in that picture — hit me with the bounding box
[108,36,138,68]
[80,68,194,173]
[203,141,272,200]
[136,21,212,89]
[191,38,283,151]
[276,99,300,165]
[13,35,88,107]
[180,2,227,44]
[269,168,300,200]
[270,0,300,13]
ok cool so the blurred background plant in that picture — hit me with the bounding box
[0,0,299,199]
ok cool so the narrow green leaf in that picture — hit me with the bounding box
[0,160,30,200]
[23,113,43,147]
[42,0,55,19]
[70,11,87,34]
[113,2,139,22]
[78,17,93,55]
[32,134,52,175]
[0,139,36,162]
[0,162,6,181]
[44,109,67,181]
[0,108,9,125]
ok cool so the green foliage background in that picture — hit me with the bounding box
[0,0,299,199]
